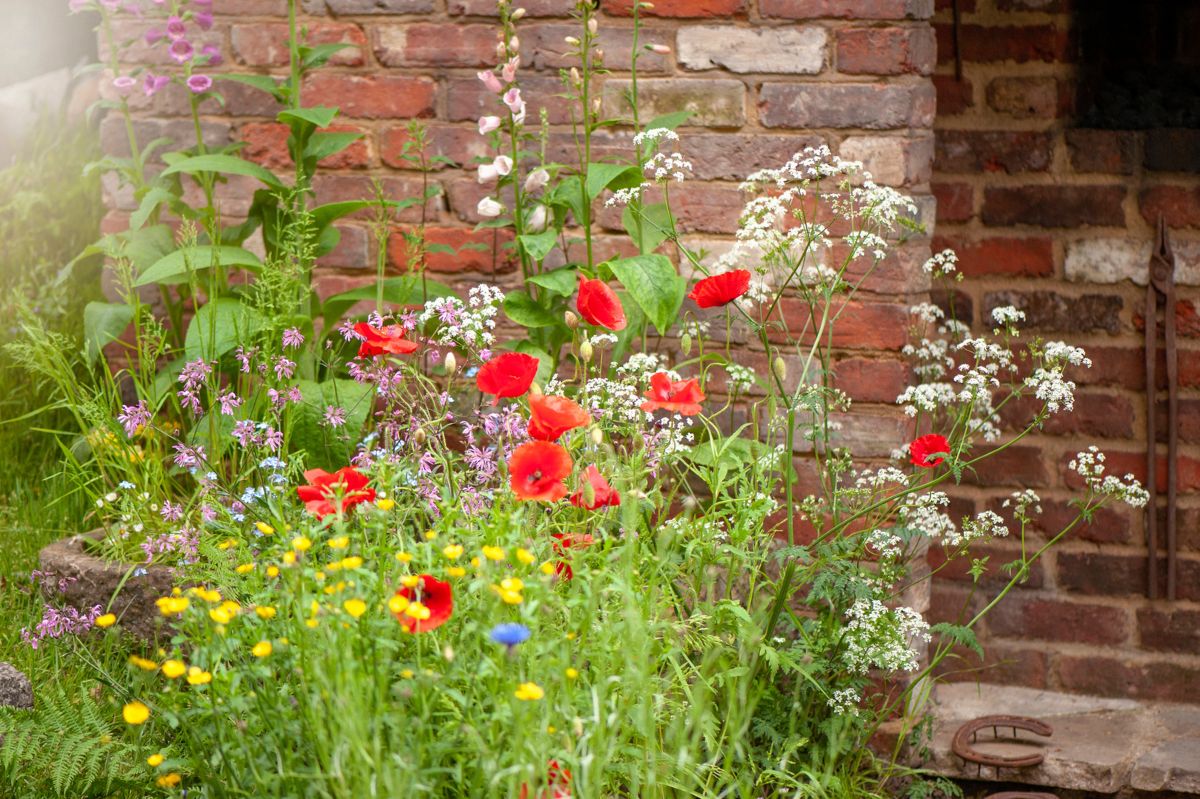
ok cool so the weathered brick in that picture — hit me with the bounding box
[1057,552,1147,597]
[933,235,1054,277]
[762,0,934,19]
[1137,608,1200,654]
[1140,185,1200,228]
[682,133,824,180]
[301,0,434,13]
[989,598,1130,646]
[981,186,1126,227]
[966,444,1051,488]
[931,182,973,222]
[1022,498,1132,545]
[388,226,516,273]
[212,0,288,12]
[999,392,1136,439]
[302,74,435,119]
[380,125,489,171]
[840,134,934,186]
[311,174,434,222]
[933,74,973,115]
[601,0,747,16]
[934,23,1071,64]
[936,642,1049,689]
[523,24,673,73]
[678,25,826,74]
[231,23,365,67]
[446,76,569,125]
[839,241,933,294]
[931,287,973,325]
[1056,656,1200,701]
[985,76,1061,119]
[769,299,911,350]
[983,290,1122,334]
[832,357,911,403]
[935,130,1053,174]
[448,0,571,15]
[1066,237,1200,286]
[759,82,935,130]
[317,224,370,269]
[929,542,1046,588]
[666,184,745,234]
[1145,129,1200,173]
[1067,129,1137,175]
[241,121,372,170]
[604,78,746,127]
[836,26,935,75]
[374,24,497,68]
[995,0,1069,9]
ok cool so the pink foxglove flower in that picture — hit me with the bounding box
[501,56,519,83]
[112,75,137,96]
[200,43,223,66]
[165,15,187,40]
[477,197,504,218]
[187,74,213,94]
[478,155,512,183]
[143,73,170,97]
[477,70,503,93]
[169,39,194,63]
[478,115,501,135]
[194,10,214,30]
[502,87,523,113]
[145,27,165,45]
[524,167,550,193]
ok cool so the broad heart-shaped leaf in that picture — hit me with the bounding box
[548,175,588,227]
[528,266,577,297]
[290,379,375,470]
[644,110,693,134]
[608,254,685,335]
[304,131,363,163]
[82,302,134,363]
[135,246,264,287]
[160,154,285,190]
[97,223,176,274]
[517,229,558,263]
[585,163,640,200]
[321,275,457,328]
[184,298,266,361]
[277,106,339,130]
[622,201,672,254]
[503,290,557,329]
[511,341,555,386]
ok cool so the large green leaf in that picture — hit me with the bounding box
[608,254,685,335]
[622,201,672,254]
[129,187,174,231]
[310,199,419,230]
[585,162,640,200]
[517,229,558,263]
[528,266,577,297]
[82,302,134,364]
[643,110,694,134]
[278,106,339,129]
[135,246,263,287]
[291,379,376,469]
[304,131,363,162]
[184,298,265,361]
[160,154,285,190]
[503,290,557,329]
[322,275,457,328]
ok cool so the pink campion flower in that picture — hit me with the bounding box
[187,74,212,93]
[324,405,346,428]
[217,391,242,416]
[165,15,187,39]
[169,39,194,63]
[200,43,223,66]
[477,70,503,93]
[501,56,519,82]
[282,327,304,348]
[273,356,296,380]
[118,401,151,437]
[232,420,258,447]
[21,604,103,650]
[160,501,183,522]
[264,427,283,451]
[143,73,170,97]
[173,443,207,470]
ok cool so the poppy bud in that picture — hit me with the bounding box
[773,356,787,383]
[512,6,526,17]
[443,352,457,374]
[414,428,428,446]
[573,717,584,737]
[587,18,598,34]
[590,427,603,445]
[529,381,543,396]
[682,495,698,513]
[680,332,691,356]
[579,341,593,362]
[564,310,579,329]
[581,478,596,508]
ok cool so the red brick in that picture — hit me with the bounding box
[985,76,1062,119]
[1015,498,1133,545]
[679,134,825,181]
[933,235,1053,277]
[1062,448,1200,495]
[526,24,673,73]
[240,122,372,170]
[1066,346,1144,390]
[988,597,1130,645]
[446,76,572,125]
[769,300,911,350]
[231,23,366,67]
[999,391,1135,439]
[311,174,433,223]
[966,444,1050,487]
[211,0,288,11]
[759,82,935,130]
[448,0,571,15]
[1056,552,1147,597]
[380,125,489,171]
[659,184,744,235]
[1066,129,1137,175]
[302,74,435,120]
[374,24,497,68]
[1056,656,1200,701]
[1155,398,1200,445]
[1135,300,1200,339]
[1137,608,1200,654]
[936,643,1049,689]
[1139,185,1200,228]
[602,0,746,16]
[935,23,1071,64]
[838,241,934,294]
[832,357,911,404]
[387,226,516,274]
[931,182,974,223]
[935,130,1053,174]
[933,75,973,115]
[933,0,974,10]
[762,0,934,19]
[982,186,1126,228]
[930,542,1046,589]
[317,224,370,270]
[836,26,936,75]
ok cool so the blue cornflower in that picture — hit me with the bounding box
[490,623,531,648]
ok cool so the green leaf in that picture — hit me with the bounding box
[644,110,693,134]
[184,298,266,361]
[219,74,283,96]
[82,302,134,364]
[300,43,354,71]
[608,254,685,335]
[108,224,176,274]
[135,246,264,287]
[611,289,645,364]
[517,229,558,263]
[322,275,457,328]
[277,106,339,130]
[622,201,671,254]
[585,163,640,200]
[303,131,363,163]
[290,379,376,469]
[129,187,174,232]
[549,175,588,226]
[930,622,983,657]
[161,154,285,190]
[527,266,577,297]
[503,290,557,329]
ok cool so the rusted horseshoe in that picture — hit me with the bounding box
[952,714,1053,769]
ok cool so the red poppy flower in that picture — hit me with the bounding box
[688,269,751,308]
[528,394,591,442]
[639,372,705,416]
[296,467,376,518]
[392,574,453,633]
[519,760,573,799]
[353,322,418,357]
[910,434,951,469]
[551,532,595,580]
[477,352,539,405]
[576,276,626,331]
[508,441,573,502]
[570,465,619,511]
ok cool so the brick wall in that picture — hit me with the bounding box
[930,0,1200,700]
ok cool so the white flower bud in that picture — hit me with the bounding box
[648,44,671,54]
[587,18,598,34]
[476,197,504,217]
[511,7,526,18]
[510,35,520,50]
[773,356,787,383]
[443,352,457,374]
[414,428,428,446]
[526,203,549,233]
[565,35,580,45]
[590,427,603,445]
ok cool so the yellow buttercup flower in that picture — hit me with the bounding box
[565,668,579,680]
[329,536,350,550]
[155,596,189,616]
[266,565,280,578]
[404,602,431,621]
[442,544,464,560]
[129,655,158,671]
[252,641,272,658]
[282,551,297,565]
[161,660,186,679]
[186,667,212,686]
[400,669,414,679]
[305,618,319,629]
[500,578,524,592]
[122,701,150,725]
[516,548,535,565]
[514,682,544,701]
[375,498,395,511]
[95,613,116,628]
[343,599,367,619]
[235,563,255,574]
[217,539,237,550]
[446,566,466,578]
[482,546,505,562]
[400,574,420,589]
[395,550,413,563]
[255,606,277,620]
[156,773,181,788]
[255,521,275,536]
[146,753,164,767]
[292,536,312,552]
[388,594,410,615]
[539,562,556,575]
[470,557,481,569]
[209,607,232,625]
[340,556,364,570]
